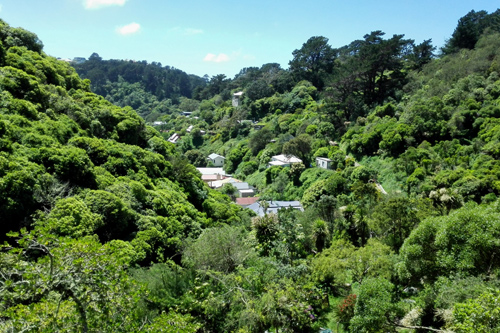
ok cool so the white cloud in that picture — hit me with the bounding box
[184,28,204,36]
[116,22,141,35]
[84,0,127,9]
[203,53,230,63]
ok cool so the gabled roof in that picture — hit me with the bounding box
[208,153,225,160]
[316,157,332,162]
[268,160,289,167]
[271,154,302,164]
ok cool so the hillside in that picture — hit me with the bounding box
[72,54,207,121]
[2,9,500,332]
[0,19,245,331]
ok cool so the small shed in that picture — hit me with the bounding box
[316,157,332,170]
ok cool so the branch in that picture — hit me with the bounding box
[27,240,54,278]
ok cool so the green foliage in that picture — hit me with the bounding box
[142,312,201,333]
[248,127,273,155]
[312,239,394,293]
[282,133,313,165]
[369,197,421,252]
[73,58,206,118]
[251,213,280,256]
[442,9,500,55]
[224,142,249,173]
[130,263,196,311]
[0,232,145,332]
[289,36,337,89]
[399,201,500,284]
[183,225,255,273]
[349,277,401,332]
[451,289,500,332]
[83,189,136,242]
[5,15,500,332]
[335,294,357,330]
[39,197,103,237]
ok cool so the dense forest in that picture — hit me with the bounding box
[2,8,500,332]
[73,55,207,121]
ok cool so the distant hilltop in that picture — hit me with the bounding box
[57,56,86,64]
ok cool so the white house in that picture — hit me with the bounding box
[268,154,302,168]
[207,153,225,167]
[316,157,332,169]
[246,201,303,217]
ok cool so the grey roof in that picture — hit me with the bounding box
[247,200,303,217]
[230,182,252,190]
[208,153,225,160]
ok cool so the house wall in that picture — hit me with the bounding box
[212,157,224,167]
[316,158,331,169]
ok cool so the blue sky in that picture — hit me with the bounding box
[1,0,499,78]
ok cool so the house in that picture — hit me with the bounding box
[207,153,225,167]
[232,91,244,107]
[268,154,302,168]
[187,125,206,135]
[316,157,332,169]
[196,167,229,184]
[246,200,303,217]
[209,177,242,189]
[72,57,86,64]
[167,133,180,143]
[230,182,255,197]
[208,178,255,197]
[153,121,166,126]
